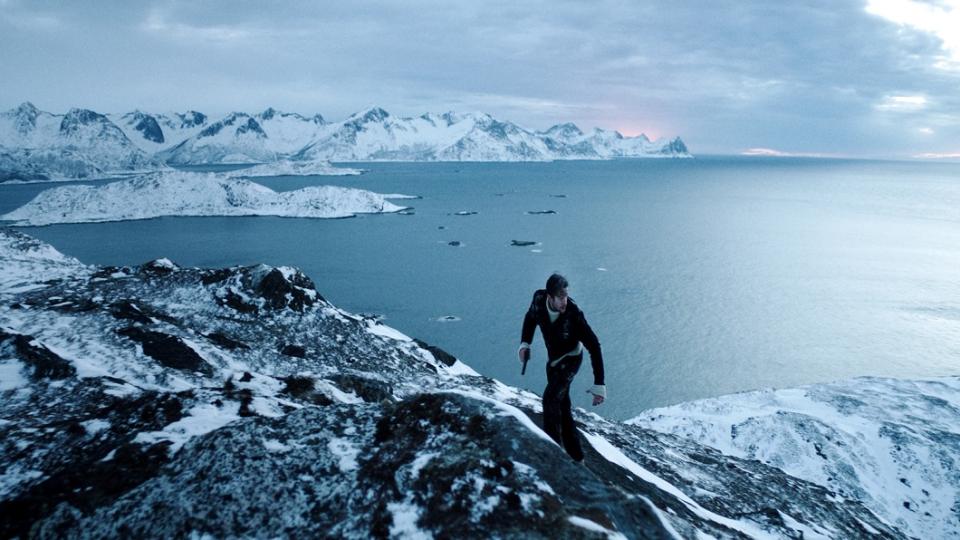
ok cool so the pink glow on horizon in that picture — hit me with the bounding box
[612,125,658,139]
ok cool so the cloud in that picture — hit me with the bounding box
[865,0,960,70]
[0,1,63,30]
[3,1,960,157]
[141,8,252,43]
[875,94,928,111]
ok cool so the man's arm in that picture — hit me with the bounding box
[577,310,606,404]
[519,293,539,363]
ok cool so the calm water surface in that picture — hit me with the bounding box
[3,157,959,420]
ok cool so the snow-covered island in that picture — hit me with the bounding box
[224,160,363,178]
[1,102,692,182]
[0,171,412,226]
[1,229,956,538]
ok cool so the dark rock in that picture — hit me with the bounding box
[280,344,306,358]
[205,331,249,350]
[90,266,127,280]
[281,375,332,405]
[328,374,394,402]
[526,210,557,215]
[236,389,255,417]
[6,333,76,379]
[221,288,258,313]
[109,300,153,324]
[256,268,322,311]
[138,259,177,276]
[117,327,214,376]
[130,112,164,143]
[0,441,173,540]
[200,268,235,285]
[448,241,461,247]
[0,378,189,539]
[450,211,478,216]
[239,371,253,383]
[510,240,537,246]
[281,375,314,397]
[413,339,458,367]
[361,393,673,538]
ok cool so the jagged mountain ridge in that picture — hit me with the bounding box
[1,102,691,179]
[0,104,163,181]
[0,228,920,538]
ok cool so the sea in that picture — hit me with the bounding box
[2,156,959,420]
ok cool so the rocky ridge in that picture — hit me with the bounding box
[0,229,906,538]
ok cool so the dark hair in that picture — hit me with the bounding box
[545,273,568,296]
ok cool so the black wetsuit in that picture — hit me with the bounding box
[521,289,604,461]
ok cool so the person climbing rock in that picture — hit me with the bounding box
[519,273,605,461]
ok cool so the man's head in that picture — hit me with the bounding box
[545,273,569,313]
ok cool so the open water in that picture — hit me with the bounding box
[3,157,959,420]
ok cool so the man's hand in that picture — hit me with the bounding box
[587,385,606,406]
[518,346,530,364]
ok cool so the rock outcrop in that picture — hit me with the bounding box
[0,229,921,538]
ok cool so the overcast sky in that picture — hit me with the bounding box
[2,0,959,157]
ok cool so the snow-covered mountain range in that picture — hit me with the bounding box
[2,228,954,538]
[0,103,164,182]
[1,102,691,182]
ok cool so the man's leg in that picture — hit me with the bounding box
[559,372,584,461]
[542,363,566,445]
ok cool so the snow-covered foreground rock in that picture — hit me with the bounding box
[0,171,410,226]
[224,159,363,178]
[630,378,960,539]
[0,230,918,538]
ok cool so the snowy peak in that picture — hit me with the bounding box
[172,111,207,129]
[59,108,111,134]
[473,117,525,140]
[662,136,688,154]
[258,107,281,121]
[159,113,275,165]
[349,106,390,124]
[418,112,459,127]
[199,113,266,139]
[11,101,39,117]
[543,122,584,140]
[6,102,40,133]
[58,109,140,153]
[119,111,164,144]
[257,107,308,123]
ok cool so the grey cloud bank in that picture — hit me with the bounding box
[2,0,959,158]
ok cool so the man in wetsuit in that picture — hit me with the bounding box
[519,273,605,462]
